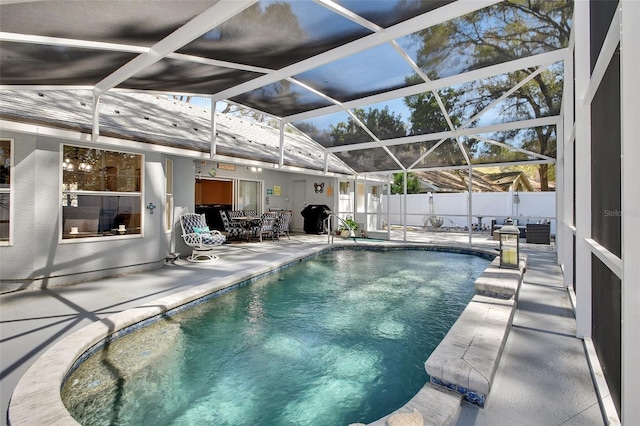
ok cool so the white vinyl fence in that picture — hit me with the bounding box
[380,192,557,235]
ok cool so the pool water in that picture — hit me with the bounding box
[62,249,489,426]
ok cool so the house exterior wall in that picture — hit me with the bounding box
[0,131,36,286]
[0,130,348,292]
[189,159,339,229]
[0,130,167,291]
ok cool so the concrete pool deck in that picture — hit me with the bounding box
[1,232,604,425]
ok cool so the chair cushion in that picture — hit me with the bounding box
[201,233,225,245]
[193,226,210,234]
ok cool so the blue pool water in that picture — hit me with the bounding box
[62,249,489,425]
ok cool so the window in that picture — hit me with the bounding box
[61,145,143,240]
[339,181,350,195]
[357,182,365,213]
[165,159,173,232]
[0,139,12,244]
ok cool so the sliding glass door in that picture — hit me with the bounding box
[236,180,262,213]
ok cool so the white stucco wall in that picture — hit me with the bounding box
[0,131,170,290]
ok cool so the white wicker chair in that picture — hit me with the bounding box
[179,213,226,262]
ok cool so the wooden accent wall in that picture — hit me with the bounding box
[195,180,233,205]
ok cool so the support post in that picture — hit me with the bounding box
[561,40,575,288]
[621,1,640,422]
[92,90,100,141]
[573,0,592,339]
[403,171,407,241]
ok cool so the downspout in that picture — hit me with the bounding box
[468,165,473,246]
[210,100,217,157]
[279,121,285,169]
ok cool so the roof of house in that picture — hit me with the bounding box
[0,89,354,175]
[416,169,535,193]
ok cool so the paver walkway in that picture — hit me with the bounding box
[0,232,603,425]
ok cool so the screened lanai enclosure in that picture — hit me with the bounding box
[1,0,571,246]
[2,1,639,424]
[0,0,568,177]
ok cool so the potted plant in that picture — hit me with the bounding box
[339,218,359,237]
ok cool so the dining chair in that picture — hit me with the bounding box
[275,210,292,239]
[257,212,279,242]
[219,211,245,240]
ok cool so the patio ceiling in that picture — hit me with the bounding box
[0,0,572,176]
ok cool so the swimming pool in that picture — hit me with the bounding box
[62,249,490,425]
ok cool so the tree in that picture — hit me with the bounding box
[328,106,407,170]
[403,80,471,167]
[172,95,192,103]
[220,103,271,123]
[462,67,561,189]
[330,106,407,145]
[391,172,421,194]
[409,0,572,190]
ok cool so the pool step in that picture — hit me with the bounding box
[424,256,527,408]
[363,383,463,426]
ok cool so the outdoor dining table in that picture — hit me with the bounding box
[232,216,260,241]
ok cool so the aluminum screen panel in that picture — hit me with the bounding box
[387,140,442,169]
[119,59,262,94]
[0,42,137,86]
[410,139,467,169]
[462,139,540,165]
[0,0,572,175]
[444,66,565,129]
[471,126,556,155]
[0,1,215,46]
[291,110,375,148]
[293,44,421,103]
[336,0,455,29]
[407,1,572,80]
[229,80,334,118]
[178,1,372,69]
[334,147,400,173]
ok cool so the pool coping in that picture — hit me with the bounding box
[7,242,498,426]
